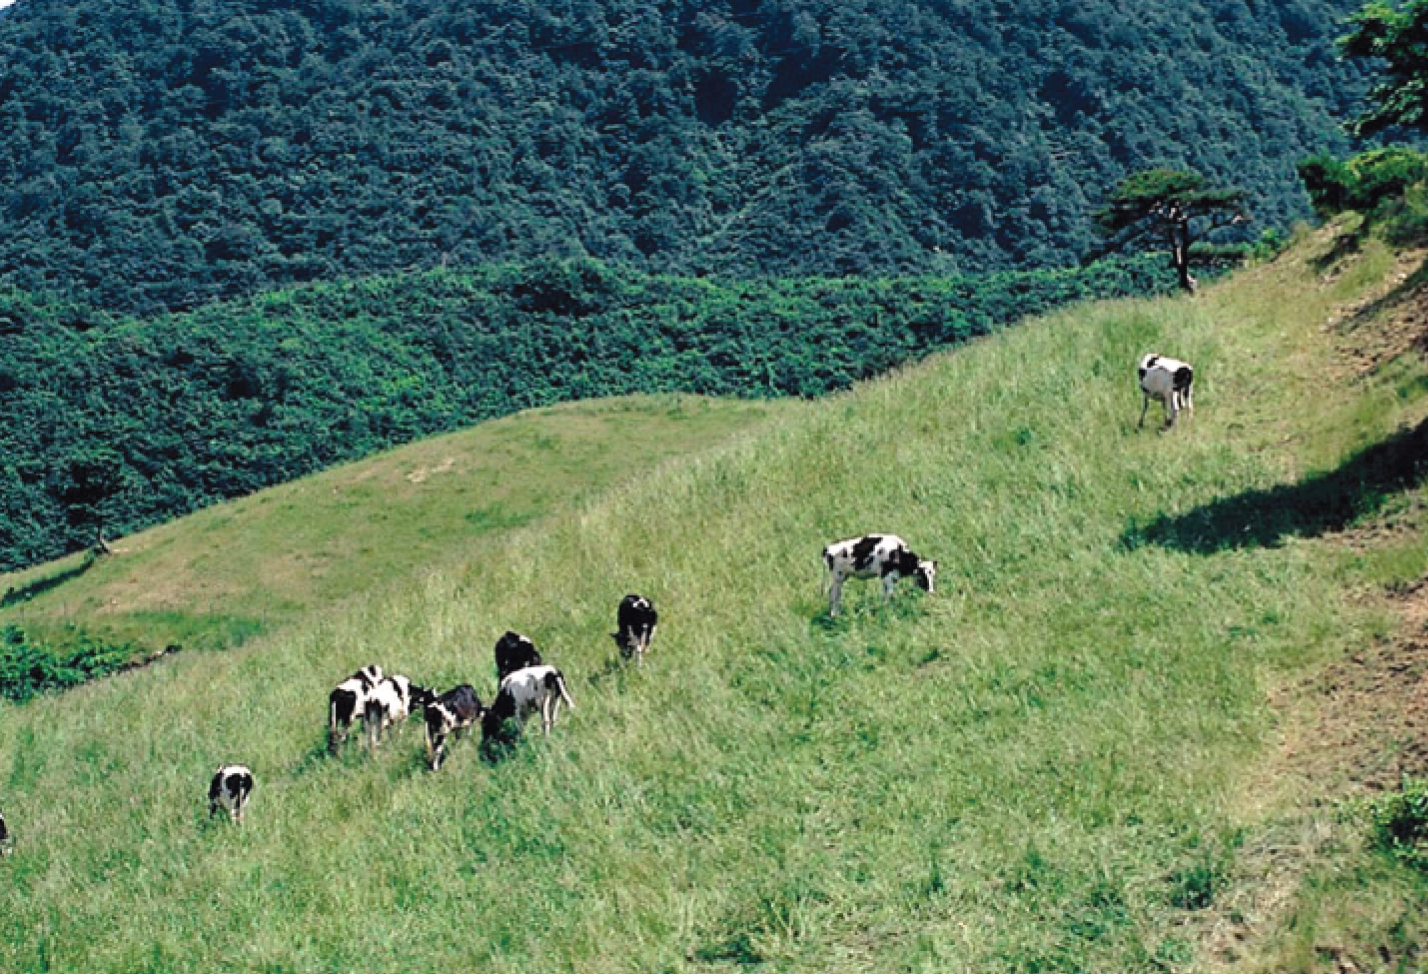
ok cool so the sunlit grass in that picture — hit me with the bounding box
[0,394,782,658]
[1,225,1426,972]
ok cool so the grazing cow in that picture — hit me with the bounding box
[482,665,575,746]
[363,673,432,749]
[208,764,255,823]
[822,534,937,617]
[1137,353,1195,429]
[494,630,543,682]
[423,684,484,770]
[328,664,385,753]
[612,594,659,665]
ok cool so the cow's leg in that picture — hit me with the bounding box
[882,573,897,603]
[329,702,342,754]
[828,577,844,617]
[1138,394,1151,428]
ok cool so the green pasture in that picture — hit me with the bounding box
[2,226,1426,972]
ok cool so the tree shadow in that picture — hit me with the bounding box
[1,556,97,607]
[1308,226,1363,276]
[1337,259,1428,337]
[1123,418,1428,554]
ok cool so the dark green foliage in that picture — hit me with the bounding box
[1094,168,1250,291]
[0,624,139,702]
[0,0,1373,314]
[0,255,1173,572]
[1368,777,1428,869]
[1299,147,1428,240]
[1340,0,1428,136]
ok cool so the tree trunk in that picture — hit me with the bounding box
[1167,218,1198,294]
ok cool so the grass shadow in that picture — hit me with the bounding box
[2,556,97,607]
[1124,418,1428,554]
[581,655,627,692]
[1338,259,1428,337]
[1308,226,1363,277]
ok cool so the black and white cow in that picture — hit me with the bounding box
[494,630,543,682]
[208,764,254,823]
[423,684,484,770]
[611,594,658,665]
[1138,353,1195,429]
[363,673,432,749]
[328,664,385,753]
[822,534,937,617]
[482,664,575,746]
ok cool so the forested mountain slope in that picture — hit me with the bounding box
[0,255,1169,572]
[0,0,1370,313]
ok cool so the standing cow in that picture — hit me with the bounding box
[363,673,432,749]
[424,684,484,770]
[482,665,575,748]
[612,594,658,665]
[208,764,255,823]
[1137,353,1195,430]
[328,664,384,753]
[822,534,937,617]
[494,631,543,681]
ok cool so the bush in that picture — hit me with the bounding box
[0,625,139,702]
[1299,149,1428,243]
[1367,776,1428,870]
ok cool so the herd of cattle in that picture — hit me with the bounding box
[4,352,1194,838]
[203,592,659,822]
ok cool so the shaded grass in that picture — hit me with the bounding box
[0,227,1425,971]
[1126,416,1428,553]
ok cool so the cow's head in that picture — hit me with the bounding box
[914,559,937,594]
[408,684,437,712]
[1138,353,1160,382]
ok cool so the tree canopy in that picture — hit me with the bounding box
[0,256,1174,571]
[1095,169,1249,292]
[1340,0,1428,135]
[0,0,1374,314]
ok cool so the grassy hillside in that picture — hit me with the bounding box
[2,225,1427,972]
[0,394,783,662]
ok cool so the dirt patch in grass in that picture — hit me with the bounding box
[1279,586,1428,792]
[1188,242,1428,973]
[1327,247,1428,378]
[1190,579,1428,973]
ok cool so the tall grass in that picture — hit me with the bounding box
[0,228,1423,972]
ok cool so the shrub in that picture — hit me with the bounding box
[1299,149,1428,243]
[1367,776,1428,870]
[0,625,139,702]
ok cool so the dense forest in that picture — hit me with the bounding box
[0,0,1372,314]
[0,254,1173,571]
